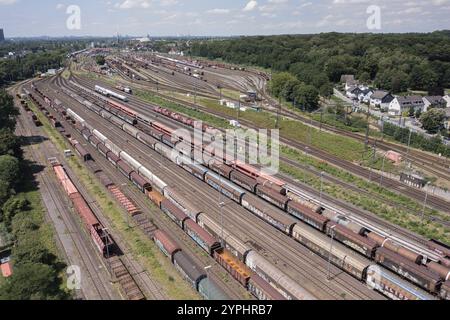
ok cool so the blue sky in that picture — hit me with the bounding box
[1,0,450,37]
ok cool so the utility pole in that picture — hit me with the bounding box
[379,153,386,187]
[320,110,323,132]
[421,182,430,223]
[406,130,413,173]
[365,104,371,150]
[326,225,336,281]
[320,171,325,204]
[276,96,281,129]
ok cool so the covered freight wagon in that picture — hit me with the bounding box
[197,213,251,261]
[160,199,188,228]
[374,247,441,293]
[173,251,206,290]
[241,194,296,235]
[130,172,151,193]
[184,219,221,255]
[365,265,437,300]
[326,224,378,258]
[229,170,259,193]
[248,273,286,301]
[153,230,181,262]
[205,171,246,204]
[198,278,230,300]
[117,160,134,179]
[74,144,92,162]
[291,223,372,280]
[286,201,328,231]
[255,185,290,210]
[245,251,316,300]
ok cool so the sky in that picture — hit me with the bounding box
[0,0,450,37]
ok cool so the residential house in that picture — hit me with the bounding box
[370,90,394,109]
[389,96,425,116]
[443,95,450,108]
[341,75,359,92]
[423,96,446,112]
[445,108,450,130]
[358,88,374,103]
[346,86,362,100]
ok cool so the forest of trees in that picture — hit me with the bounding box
[0,40,95,87]
[0,90,70,299]
[191,31,450,110]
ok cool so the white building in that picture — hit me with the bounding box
[388,96,424,116]
[422,96,446,112]
[358,88,373,103]
[370,90,394,109]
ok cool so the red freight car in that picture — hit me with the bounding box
[153,230,181,263]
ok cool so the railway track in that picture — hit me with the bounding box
[45,76,383,300]
[12,84,119,300]
[31,79,247,300]
[71,73,450,213]
[68,75,448,258]
[18,85,153,300]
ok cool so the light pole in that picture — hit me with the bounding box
[326,225,336,281]
[320,171,325,204]
[204,265,212,300]
[103,228,110,259]
[379,153,386,187]
[421,182,431,223]
[304,147,309,182]
[219,175,225,247]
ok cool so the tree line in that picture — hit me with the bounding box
[190,31,450,109]
[0,90,70,300]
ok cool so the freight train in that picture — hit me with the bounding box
[57,80,450,296]
[27,88,232,300]
[33,80,448,296]
[58,95,442,300]
[50,159,112,256]
[95,85,128,102]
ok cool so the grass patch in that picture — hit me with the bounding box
[27,99,199,300]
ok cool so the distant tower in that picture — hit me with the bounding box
[0,29,5,42]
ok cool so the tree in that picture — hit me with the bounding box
[415,109,422,119]
[270,72,297,97]
[95,55,106,65]
[1,195,29,226]
[408,106,415,117]
[0,155,20,192]
[420,109,446,134]
[0,263,68,300]
[12,235,56,266]
[0,128,22,158]
[293,84,320,112]
[0,90,19,131]
[409,64,438,91]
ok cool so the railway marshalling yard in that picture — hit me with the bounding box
[11,49,450,301]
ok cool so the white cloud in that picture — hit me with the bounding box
[0,0,18,5]
[243,0,258,12]
[207,8,230,14]
[56,3,64,10]
[115,0,151,9]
